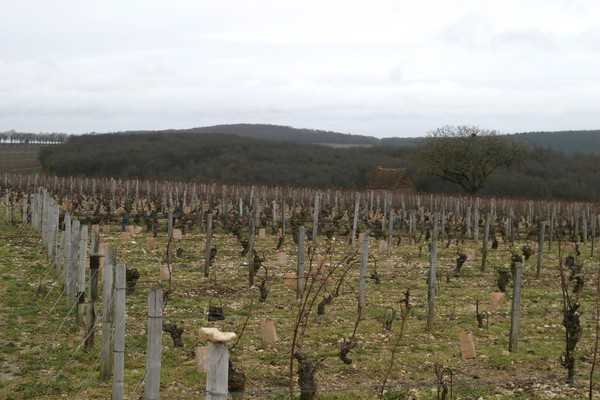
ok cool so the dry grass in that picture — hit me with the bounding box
[0,209,599,399]
[0,144,42,173]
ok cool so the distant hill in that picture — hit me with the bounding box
[38,132,404,189]
[123,123,380,146]
[379,130,600,155]
[6,124,600,155]
[7,124,600,201]
[37,130,600,201]
[511,130,600,155]
[380,137,423,147]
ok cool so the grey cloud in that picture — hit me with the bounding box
[491,29,557,50]
[437,14,494,46]
[578,25,600,51]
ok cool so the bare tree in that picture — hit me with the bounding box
[414,125,528,194]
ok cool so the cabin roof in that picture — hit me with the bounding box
[366,165,414,192]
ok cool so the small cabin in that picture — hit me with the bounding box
[366,165,415,193]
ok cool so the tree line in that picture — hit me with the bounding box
[0,131,68,144]
[36,130,600,202]
[6,124,600,154]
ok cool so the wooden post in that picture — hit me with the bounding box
[167,210,173,265]
[351,195,360,247]
[41,192,47,235]
[582,213,588,245]
[280,197,286,239]
[466,206,472,239]
[85,233,100,352]
[253,200,260,235]
[135,179,140,204]
[592,214,596,257]
[549,206,555,251]
[23,193,35,227]
[204,213,213,278]
[382,193,388,236]
[111,178,116,205]
[536,220,545,279]
[297,226,306,299]
[509,262,523,353]
[440,207,446,244]
[47,196,54,251]
[21,195,28,226]
[473,200,480,241]
[419,206,425,239]
[427,212,438,333]
[112,263,126,400]
[409,211,416,243]
[574,205,580,242]
[508,208,515,246]
[143,287,163,400]
[248,212,255,286]
[481,210,491,272]
[31,192,39,232]
[39,191,45,234]
[359,232,369,309]
[312,192,319,247]
[42,193,49,247]
[63,213,72,290]
[48,204,59,262]
[100,246,116,381]
[191,191,198,214]
[68,220,81,307]
[77,224,88,324]
[207,342,230,399]
[386,207,394,258]
[4,192,9,223]
[199,328,237,400]
[221,187,227,220]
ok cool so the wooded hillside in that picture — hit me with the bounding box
[381,130,600,155]
[512,130,600,155]
[7,124,600,154]
[122,123,379,146]
[91,124,600,155]
[38,132,396,188]
[38,131,600,202]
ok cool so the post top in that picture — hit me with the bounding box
[199,327,236,343]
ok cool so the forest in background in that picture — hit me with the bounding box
[8,124,600,154]
[37,127,600,202]
[100,123,600,156]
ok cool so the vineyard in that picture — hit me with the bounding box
[0,144,42,173]
[1,173,600,399]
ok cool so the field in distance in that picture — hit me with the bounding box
[0,144,42,173]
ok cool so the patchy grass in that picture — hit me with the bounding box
[0,213,599,399]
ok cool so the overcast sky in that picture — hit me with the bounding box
[1,0,599,138]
